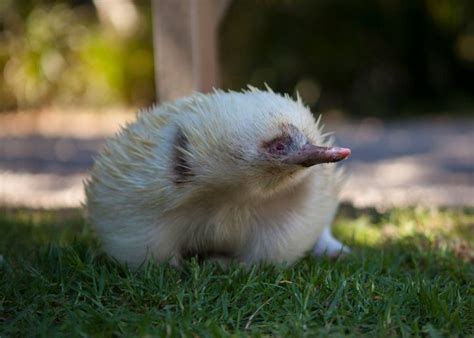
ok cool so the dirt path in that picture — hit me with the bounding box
[0,111,472,208]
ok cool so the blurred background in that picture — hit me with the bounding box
[0,0,473,208]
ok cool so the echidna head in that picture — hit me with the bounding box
[171,89,350,199]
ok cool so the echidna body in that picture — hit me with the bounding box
[85,88,350,268]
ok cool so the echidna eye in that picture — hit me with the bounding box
[263,136,291,156]
[270,141,288,154]
[275,143,285,151]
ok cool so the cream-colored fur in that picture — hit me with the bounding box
[85,88,348,268]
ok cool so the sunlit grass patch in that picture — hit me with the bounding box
[334,205,474,263]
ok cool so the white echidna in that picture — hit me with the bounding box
[85,88,351,268]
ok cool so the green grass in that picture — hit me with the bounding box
[1,206,473,337]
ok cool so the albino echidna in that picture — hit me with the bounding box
[85,88,351,268]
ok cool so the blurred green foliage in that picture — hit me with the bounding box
[1,0,473,116]
[0,0,155,110]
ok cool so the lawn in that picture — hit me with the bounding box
[1,206,473,336]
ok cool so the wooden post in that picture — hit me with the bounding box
[152,0,231,102]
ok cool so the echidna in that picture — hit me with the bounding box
[85,88,351,268]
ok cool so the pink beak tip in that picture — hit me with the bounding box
[336,147,352,159]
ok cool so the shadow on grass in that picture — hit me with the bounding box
[1,205,472,280]
[1,205,472,270]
